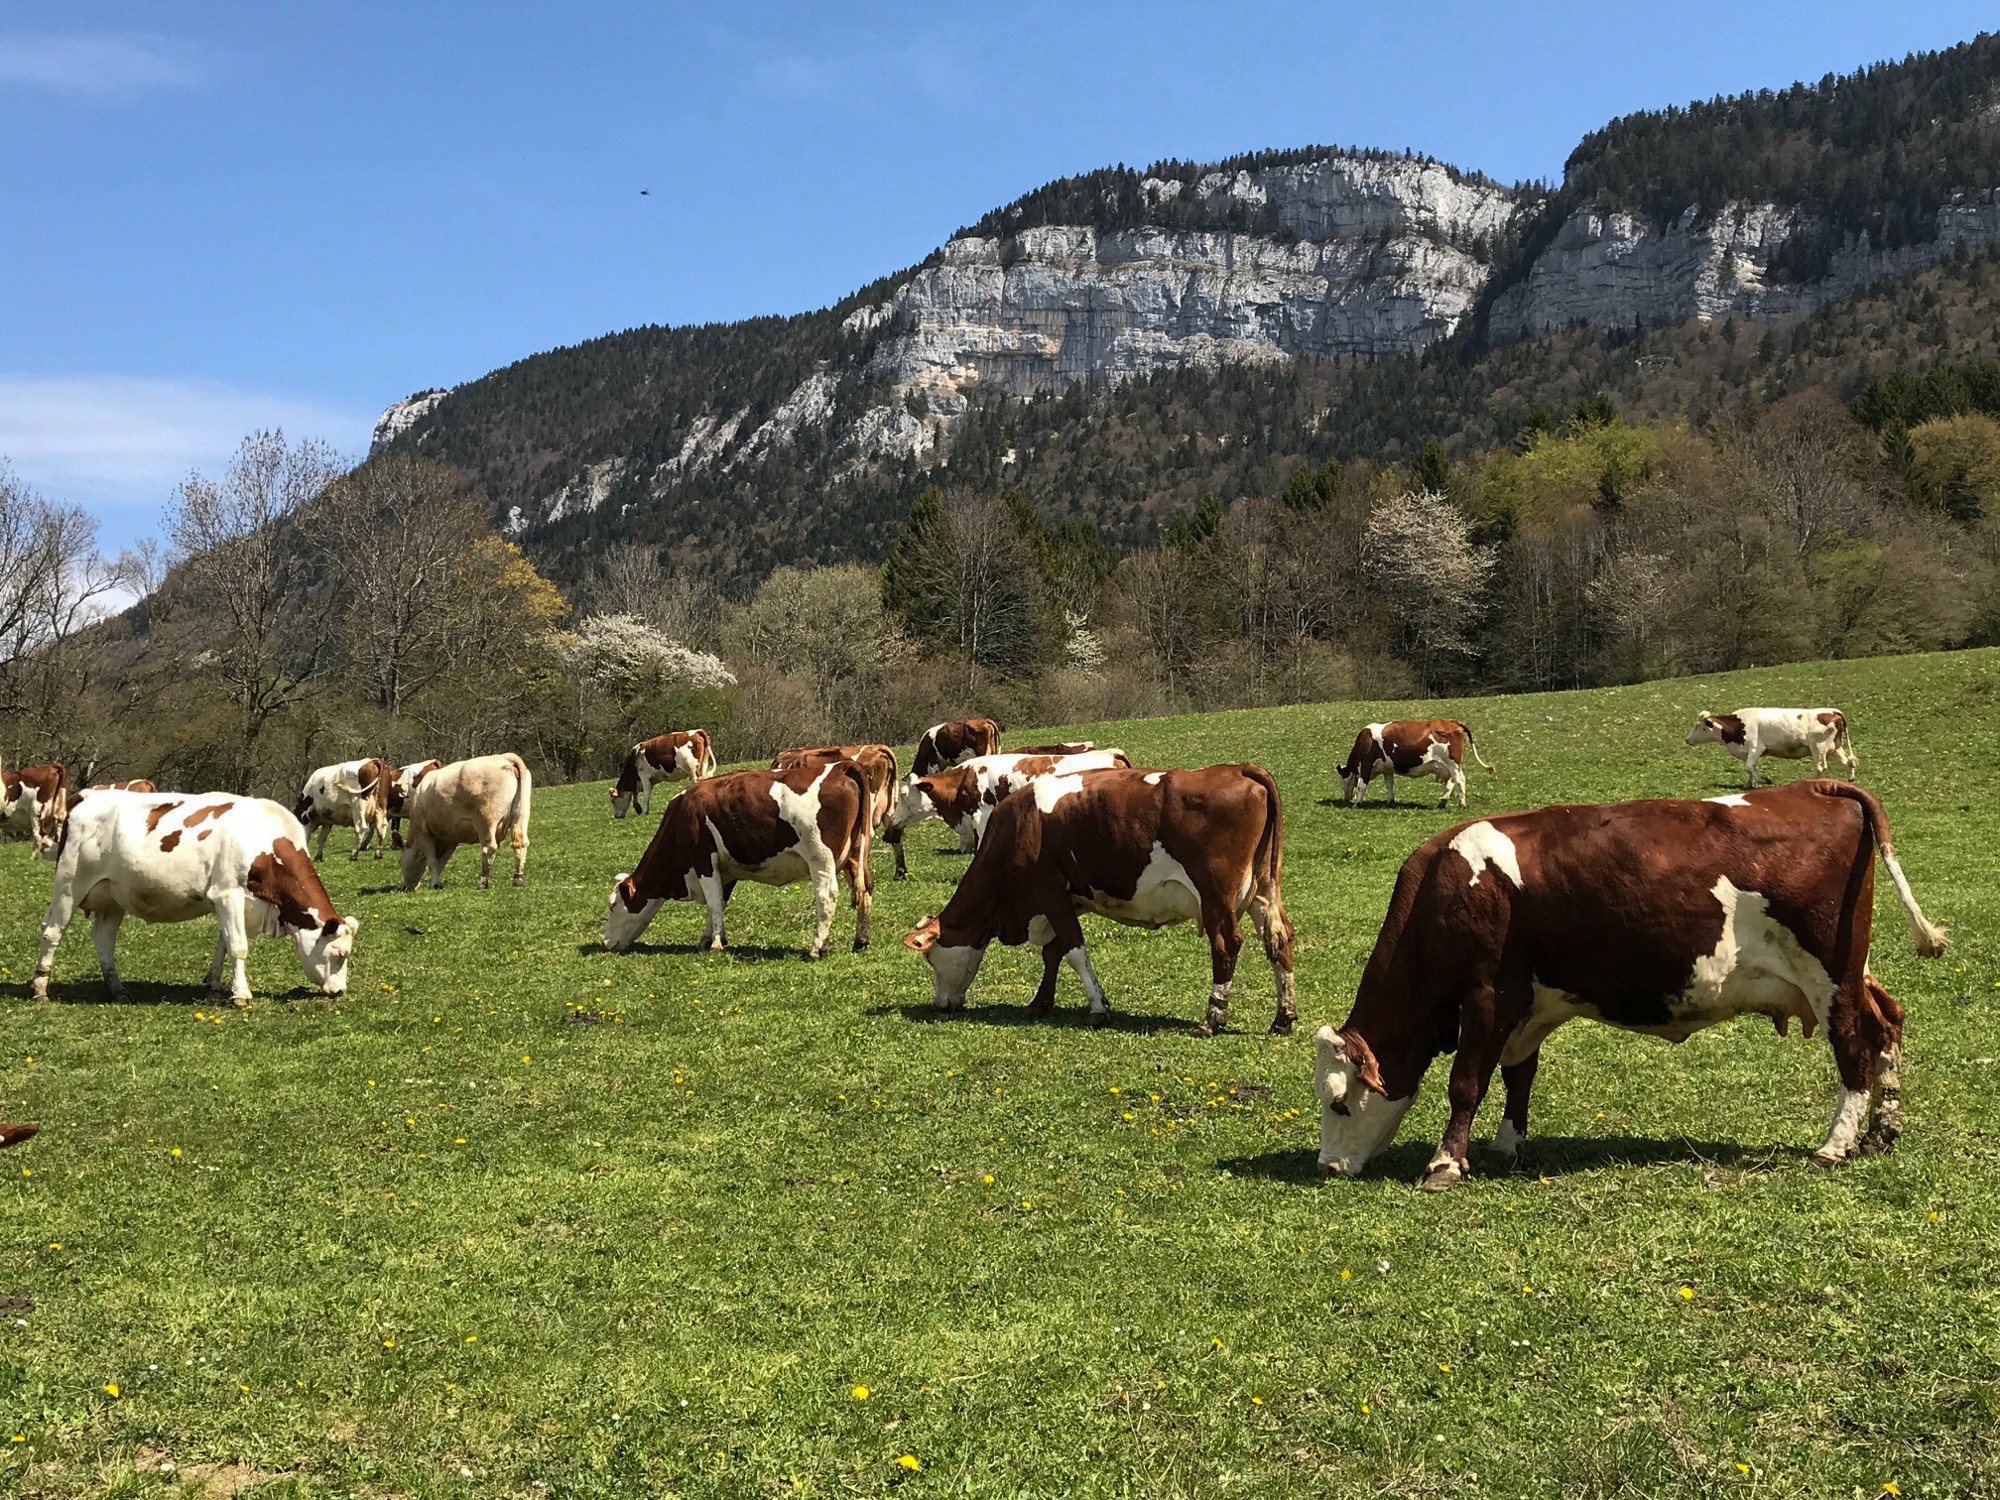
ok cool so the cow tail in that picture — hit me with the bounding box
[696,730,715,777]
[1819,782,1945,957]
[1243,764,1287,916]
[840,760,873,896]
[1462,723,1497,774]
[505,754,533,847]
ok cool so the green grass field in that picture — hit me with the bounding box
[2,651,1997,1499]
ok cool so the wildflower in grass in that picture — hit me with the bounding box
[47,1243,58,1250]
[1737,1465,1750,1474]
[103,1383,118,1397]
[1679,1286,1694,1301]
[1250,1396,1263,1406]
[1360,1402,1371,1415]
[521,1056,531,1064]
[466,1335,477,1343]
[1021,1199,1032,1209]
[1438,1363,1450,1372]
[896,1454,921,1471]
[19,1168,27,1177]
[1883,1485,1901,1496]
[9,1435,20,1442]
[1122,1112,1134,1121]
[382,1339,394,1348]
[982,1174,993,1184]
[456,1138,467,1145]
[1522,1284,1533,1295]
[1340,1269,1351,1281]
[852,1385,870,1400]
[170,1148,181,1158]
[1929,1211,1940,1222]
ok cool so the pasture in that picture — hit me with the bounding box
[2,650,1998,1499]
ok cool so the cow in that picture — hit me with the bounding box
[911,718,1001,777]
[294,758,394,860]
[1687,708,1858,788]
[0,762,68,855]
[609,730,715,818]
[1310,780,1946,1190]
[1337,720,1495,808]
[0,1125,34,1148]
[903,764,1295,1035]
[399,753,533,890]
[1010,741,1096,756]
[603,761,873,960]
[771,744,905,876]
[32,792,358,1006]
[386,759,443,849]
[886,749,1132,855]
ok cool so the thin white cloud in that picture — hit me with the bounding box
[0,33,208,98]
[0,374,372,542]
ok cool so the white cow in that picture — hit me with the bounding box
[294,758,393,860]
[33,791,357,1005]
[399,753,533,889]
[386,758,444,849]
[1686,707,1858,788]
[885,749,1132,851]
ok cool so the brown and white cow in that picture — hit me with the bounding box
[771,743,904,876]
[1311,780,1945,1189]
[1,762,68,855]
[87,779,157,793]
[603,761,873,959]
[609,730,715,818]
[1009,741,1096,756]
[911,718,1001,777]
[33,792,358,1005]
[1337,720,1495,808]
[294,758,394,860]
[903,764,1295,1034]
[399,753,533,890]
[1687,708,1858,788]
[386,759,443,849]
[0,1125,34,1148]
[886,749,1132,854]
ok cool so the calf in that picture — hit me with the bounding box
[772,743,904,876]
[912,718,1001,776]
[603,761,872,959]
[1687,708,1857,788]
[400,753,533,889]
[904,764,1295,1035]
[610,730,715,818]
[1311,780,1945,1189]
[886,749,1132,854]
[1337,720,1495,808]
[0,762,68,855]
[294,758,393,860]
[33,793,358,1005]
[387,759,443,849]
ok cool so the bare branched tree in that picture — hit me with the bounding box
[164,430,346,789]
[0,466,120,760]
[1361,489,1496,691]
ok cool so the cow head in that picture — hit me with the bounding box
[1685,712,1723,748]
[293,791,317,822]
[602,874,662,951]
[903,914,985,1011]
[609,749,644,819]
[1336,763,1363,804]
[1312,1025,1414,1178]
[886,774,940,836]
[292,915,359,996]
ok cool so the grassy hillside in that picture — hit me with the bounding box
[1,650,1996,1497]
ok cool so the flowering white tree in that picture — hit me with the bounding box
[561,614,736,697]
[1361,488,1495,690]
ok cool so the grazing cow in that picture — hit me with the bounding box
[1010,741,1096,756]
[1337,720,1495,808]
[399,754,533,890]
[609,730,715,818]
[911,718,1001,777]
[1687,708,1858,788]
[603,761,873,959]
[33,793,358,1005]
[386,759,443,849]
[1311,780,1945,1189]
[0,762,68,855]
[294,758,394,860]
[903,764,1295,1035]
[886,749,1132,854]
[771,744,904,876]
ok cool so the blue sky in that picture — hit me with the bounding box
[4,1,1993,548]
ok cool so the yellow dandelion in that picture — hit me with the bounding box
[170,1147,182,1158]
[1122,1112,1134,1121]
[465,1335,477,1343]
[1522,1284,1532,1294]
[1438,1363,1450,1373]
[895,1454,921,1471]
[851,1385,870,1400]
[18,1168,28,1177]
[1341,1268,1352,1280]
[47,1242,58,1250]
[103,1383,119,1397]
[521,1055,531,1064]
[1250,1395,1263,1406]
[238,1383,248,1393]
[1021,1199,1032,1209]
[382,1339,394,1348]
[1678,1286,1694,1300]
[9,1435,20,1442]
[1360,1402,1370,1415]
[1928,1211,1940,1222]
[1883,1485,1901,1496]
[982,1174,993,1184]
[1211,1337,1223,1348]
[1737,1465,1750,1474]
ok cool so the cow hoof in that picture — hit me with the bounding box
[1088,1010,1108,1030]
[1270,1017,1295,1036]
[30,980,48,1001]
[1417,1158,1464,1192]
[1317,1161,1345,1179]
[1026,1001,1053,1019]
[231,995,251,1009]
[477,878,491,890]
[512,876,524,888]
[851,937,869,953]
[1859,1125,1900,1157]
[803,949,823,963]
[105,983,128,1001]
[1807,1148,1847,1170]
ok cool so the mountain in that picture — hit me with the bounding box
[373,33,2000,581]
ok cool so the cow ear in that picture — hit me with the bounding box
[1342,1031,1387,1095]
[903,917,938,952]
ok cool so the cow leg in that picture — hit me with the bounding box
[89,909,127,1000]
[204,931,229,992]
[845,848,871,953]
[1451,763,1469,809]
[1860,975,1906,1155]
[510,820,528,886]
[1421,985,1509,1191]
[428,843,451,890]
[1743,748,1764,788]
[1489,1050,1540,1167]
[212,894,254,1006]
[311,821,330,861]
[1030,939,1065,1014]
[349,811,369,860]
[477,838,496,889]
[804,856,839,960]
[1197,902,1244,1037]
[696,872,728,951]
[1065,945,1111,1027]
[1248,891,1296,1034]
[1382,770,1396,806]
[888,828,907,881]
[31,881,80,1000]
